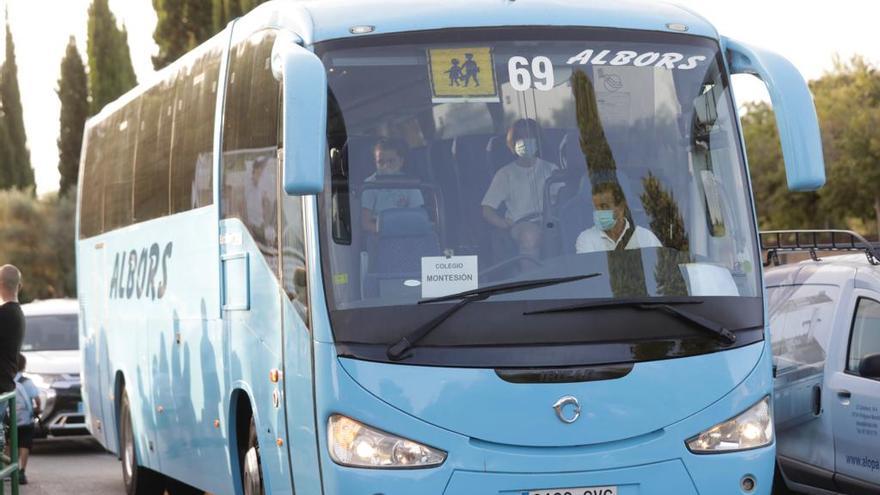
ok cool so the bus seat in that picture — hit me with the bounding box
[452,134,495,253]
[540,128,565,166]
[428,139,460,248]
[486,135,514,172]
[405,146,432,182]
[363,208,441,297]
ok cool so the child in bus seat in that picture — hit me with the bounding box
[360,138,425,233]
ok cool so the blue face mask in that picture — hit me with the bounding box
[593,209,616,231]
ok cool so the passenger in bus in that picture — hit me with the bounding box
[575,181,661,253]
[482,119,558,262]
[361,138,425,233]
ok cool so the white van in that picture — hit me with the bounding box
[763,230,880,495]
[20,298,89,438]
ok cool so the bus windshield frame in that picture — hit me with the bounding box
[314,27,764,368]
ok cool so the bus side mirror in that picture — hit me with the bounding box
[722,37,825,192]
[272,34,327,195]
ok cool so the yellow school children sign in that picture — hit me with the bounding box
[427,47,498,102]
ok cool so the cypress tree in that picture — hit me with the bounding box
[152,0,187,70]
[87,0,137,115]
[1,18,33,189]
[56,36,88,197]
[0,109,13,190]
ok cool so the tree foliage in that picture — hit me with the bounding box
[57,36,88,197]
[153,0,268,70]
[0,18,33,190]
[87,0,137,115]
[743,56,880,238]
[0,190,75,301]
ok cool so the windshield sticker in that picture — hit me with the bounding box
[508,56,555,91]
[421,255,478,298]
[566,49,707,70]
[428,47,499,103]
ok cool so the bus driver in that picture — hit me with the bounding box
[576,180,661,253]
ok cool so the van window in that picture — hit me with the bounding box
[847,297,880,375]
[768,284,839,374]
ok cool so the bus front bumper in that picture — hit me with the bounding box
[321,444,775,495]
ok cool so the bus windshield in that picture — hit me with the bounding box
[317,28,762,365]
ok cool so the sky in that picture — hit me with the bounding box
[0,0,879,195]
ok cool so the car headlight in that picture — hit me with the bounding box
[328,415,446,468]
[686,396,773,453]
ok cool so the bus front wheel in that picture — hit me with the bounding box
[120,390,164,495]
[243,417,265,495]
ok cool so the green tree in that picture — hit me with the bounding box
[155,0,267,70]
[0,108,13,189]
[87,0,137,115]
[57,36,89,197]
[0,189,73,301]
[741,101,823,231]
[1,18,33,189]
[811,56,880,238]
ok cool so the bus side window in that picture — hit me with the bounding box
[282,195,309,325]
[221,30,282,273]
[79,124,106,238]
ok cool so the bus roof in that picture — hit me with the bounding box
[274,0,719,44]
[87,0,717,125]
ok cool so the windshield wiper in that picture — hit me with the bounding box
[386,272,602,361]
[524,297,737,345]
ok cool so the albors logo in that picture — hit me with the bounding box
[109,242,173,300]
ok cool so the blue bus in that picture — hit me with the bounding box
[75,1,826,494]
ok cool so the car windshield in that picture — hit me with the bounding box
[23,314,79,352]
[316,28,762,363]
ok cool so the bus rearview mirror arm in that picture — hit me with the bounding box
[722,37,826,192]
[272,34,327,195]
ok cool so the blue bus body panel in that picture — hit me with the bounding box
[220,218,294,495]
[77,207,230,489]
[338,343,763,447]
[311,339,775,494]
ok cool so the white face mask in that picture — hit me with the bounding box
[514,138,538,158]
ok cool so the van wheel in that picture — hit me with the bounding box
[242,418,265,495]
[772,463,795,495]
[120,390,164,495]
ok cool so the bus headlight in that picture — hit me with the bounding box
[328,415,446,468]
[686,396,773,453]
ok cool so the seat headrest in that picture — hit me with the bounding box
[378,208,433,237]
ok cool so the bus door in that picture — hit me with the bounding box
[220,27,295,490]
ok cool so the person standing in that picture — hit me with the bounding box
[0,265,25,394]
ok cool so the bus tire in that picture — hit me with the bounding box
[120,390,164,495]
[242,417,265,495]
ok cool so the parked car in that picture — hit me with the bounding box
[20,298,89,438]
[763,230,880,495]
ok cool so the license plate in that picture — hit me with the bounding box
[528,487,618,495]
